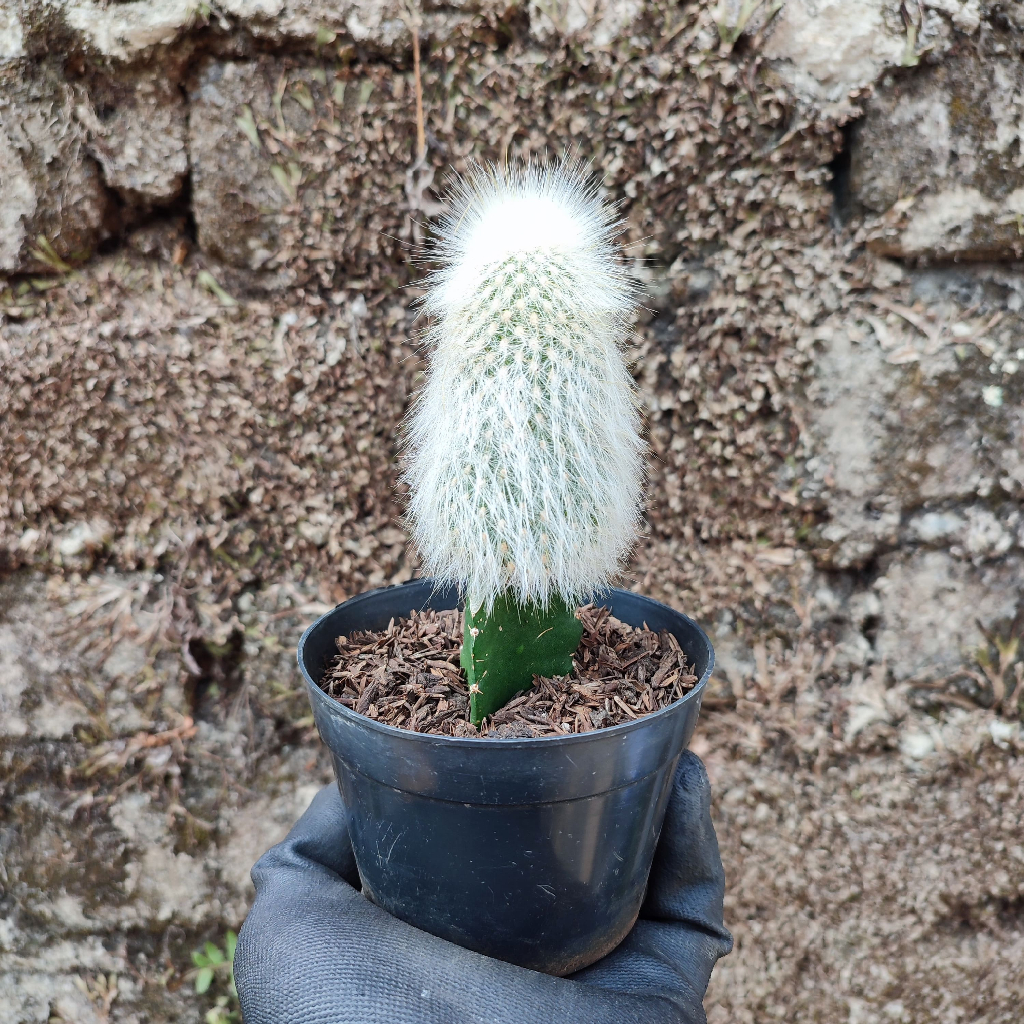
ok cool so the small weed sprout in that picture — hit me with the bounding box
[404,159,644,722]
[191,930,239,1024]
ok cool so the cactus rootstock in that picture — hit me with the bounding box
[461,595,583,727]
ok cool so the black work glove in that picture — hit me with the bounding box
[234,751,732,1024]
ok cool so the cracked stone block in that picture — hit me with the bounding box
[187,55,410,282]
[762,0,903,115]
[0,6,25,59]
[0,588,89,741]
[58,0,410,59]
[1,946,124,1024]
[803,311,1024,569]
[216,783,321,908]
[111,792,219,924]
[77,67,188,205]
[188,58,326,273]
[0,61,110,273]
[874,550,1022,681]
[528,0,642,45]
[851,42,1024,259]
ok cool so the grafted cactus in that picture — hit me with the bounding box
[405,160,644,724]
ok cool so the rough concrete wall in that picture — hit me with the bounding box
[0,60,112,273]
[852,38,1024,259]
[3,1,1024,1022]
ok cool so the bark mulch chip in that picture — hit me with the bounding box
[320,604,698,737]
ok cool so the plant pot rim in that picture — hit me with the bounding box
[298,579,713,748]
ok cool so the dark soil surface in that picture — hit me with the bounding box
[320,604,698,737]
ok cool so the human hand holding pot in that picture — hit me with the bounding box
[234,751,731,1024]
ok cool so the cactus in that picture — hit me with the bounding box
[461,593,582,724]
[405,159,643,725]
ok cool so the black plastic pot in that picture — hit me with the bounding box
[299,578,713,976]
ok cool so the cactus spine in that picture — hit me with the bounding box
[405,160,643,725]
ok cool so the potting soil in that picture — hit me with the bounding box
[321,604,697,737]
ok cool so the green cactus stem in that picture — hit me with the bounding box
[461,595,583,727]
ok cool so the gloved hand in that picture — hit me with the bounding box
[234,751,732,1024]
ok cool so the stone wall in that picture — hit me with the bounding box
[3,1,1024,1022]
[4,0,1021,691]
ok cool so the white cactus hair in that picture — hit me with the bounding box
[404,156,645,611]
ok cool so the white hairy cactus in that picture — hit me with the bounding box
[404,159,644,611]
